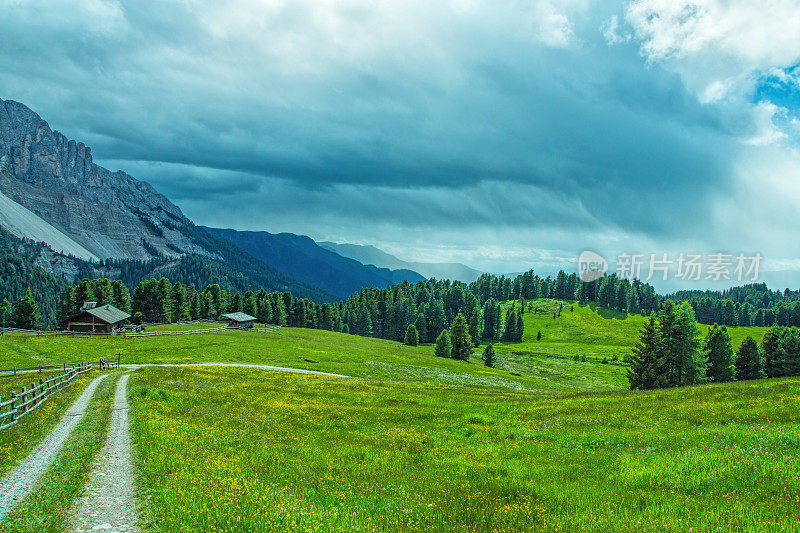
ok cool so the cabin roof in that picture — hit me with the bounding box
[222,312,256,322]
[70,304,131,324]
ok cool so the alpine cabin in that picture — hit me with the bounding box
[67,302,131,333]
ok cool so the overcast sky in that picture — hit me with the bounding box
[2,0,800,289]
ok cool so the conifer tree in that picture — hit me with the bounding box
[468,308,481,346]
[257,297,273,325]
[414,313,428,344]
[56,286,75,327]
[434,329,452,358]
[502,309,516,341]
[735,336,764,380]
[13,288,40,330]
[657,300,705,386]
[537,330,541,341]
[450,313,472,360]
[704,324,735,382]
[778,328,800,376]
[404,323,419,346]
[242,290,257,317]
[762,326,786,377]
[628,316,663,390]
[515,312,525,341]
[1,299,12,331]
[482,344,497,367]
[111,280,131,313]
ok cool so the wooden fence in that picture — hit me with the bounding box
[0,362,92,431]
[0,324,282,338]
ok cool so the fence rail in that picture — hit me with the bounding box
[0,362,92,431]
[0,324,282,338]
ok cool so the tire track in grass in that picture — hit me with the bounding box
[0,374,108,522]
[70,373,137,533]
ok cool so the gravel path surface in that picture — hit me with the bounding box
[69,373,137,533]
[121,362,351,378]
[0,374,108,522]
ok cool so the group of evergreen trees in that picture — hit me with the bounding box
[671,283,800,327]
[0,288,40,330]
[629,299,800,390]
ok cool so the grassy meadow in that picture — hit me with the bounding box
[0,322,628,393]
[495,299,769,363]
[0,298,790,531]
[130,366,800,532]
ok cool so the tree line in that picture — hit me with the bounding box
[628,300,798,390]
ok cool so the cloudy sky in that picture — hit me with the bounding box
[2,0,800,289]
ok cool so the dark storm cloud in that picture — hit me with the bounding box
[2,0,796,276]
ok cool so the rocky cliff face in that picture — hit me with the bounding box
[0,98,210,260]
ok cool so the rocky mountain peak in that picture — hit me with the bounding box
[0,97,209,260]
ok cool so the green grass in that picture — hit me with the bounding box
[0,327,627,393]
[0,372,120,532]
[494,299,770,363]
[129,366,800,532]
[0,370,97,478]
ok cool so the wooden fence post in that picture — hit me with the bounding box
[9,392,15,423]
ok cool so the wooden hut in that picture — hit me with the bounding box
[222,312,256,329]
[67,302,131,333]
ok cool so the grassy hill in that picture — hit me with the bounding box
[0,326,627,394]
[493,299,769,363]
[0,303,791,531]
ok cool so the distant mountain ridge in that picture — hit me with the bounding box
[0,97,427,303]
[204,227,425,299]
[319,242,483,283]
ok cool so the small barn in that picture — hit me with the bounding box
[67,302,131,333]
[222,312,256,329]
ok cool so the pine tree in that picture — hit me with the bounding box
[450,313,472,360]
[657,300,705,386]
[56,286,76,328]
[628,316,663,390]
[735,336,764,380]
[170,282,188,323]
[502,309,516,341]
[434,329,452,358]
[482,299,498,340]
[1,299,12,331]
[515,312,525,341]
[404,323,419,346]
[257,296,273,325]
[704,324,735,382]
[111,280,131,313]
[242,291,257,317]
[762,326,786,377]
[231,291,243,312]
[778,328,800,376]
[468,308,481,346]
[537,330,541,341]
[428,301,447,342]
[414,313,428,344]
[482,344,497,367]
[13,288,40,330]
